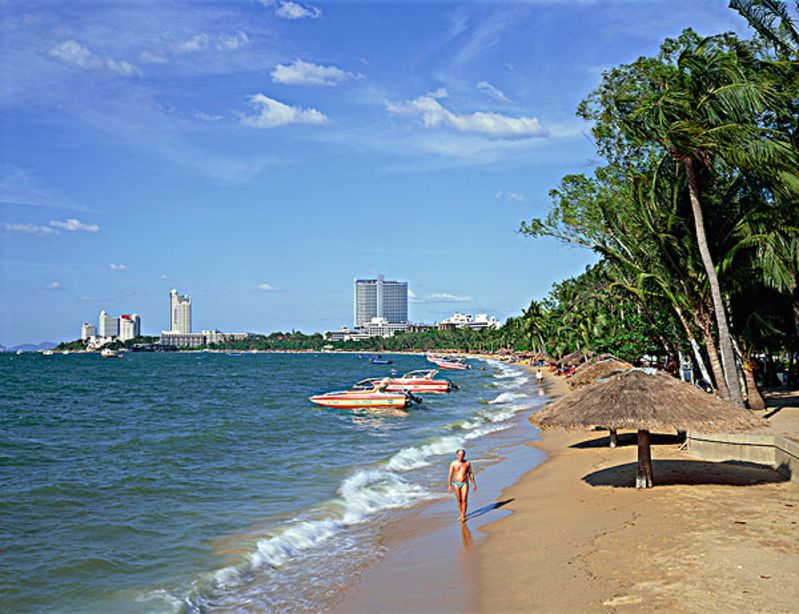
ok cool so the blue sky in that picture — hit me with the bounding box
[0,0,750,345]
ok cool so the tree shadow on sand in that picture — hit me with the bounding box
[570,431,684,449]
[464,498,515,521]
[582,459,788,488]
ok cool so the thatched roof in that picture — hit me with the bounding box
[533,369,765,433]
[560,350,592,366]
[568,358,632,389]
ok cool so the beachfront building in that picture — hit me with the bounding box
[326,326,372,342]
[119,314,141,341]
[160,331,205,348]
[80,323,97,340]
[202,330,256,345]
[98,310,119,338]
[354,274,408,327]
[169,289,192,334]
[437,313,501,331]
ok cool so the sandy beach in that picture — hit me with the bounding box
[479,371,799,613]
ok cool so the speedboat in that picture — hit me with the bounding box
[42,350,54,356]
[429,356,471,370]
[352,369,457,394]
[100,348,123,358]
[370,356,393,365]
[309,381,419,410]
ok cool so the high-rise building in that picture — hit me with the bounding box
[80,323,97,340]
[354,274,408,326]
[98,310,119,338]
[169,289,191,333]
[119,314,141,341]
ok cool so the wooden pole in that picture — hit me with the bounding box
[636,429,654,488]
[609,428,618,448]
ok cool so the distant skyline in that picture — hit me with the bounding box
[0,1,751,346]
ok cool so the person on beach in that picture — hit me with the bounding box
[535,369,544,386]
[448,449,476,523]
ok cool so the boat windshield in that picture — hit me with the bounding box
[402,370,437,378]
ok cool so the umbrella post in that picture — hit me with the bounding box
[636,429,654,488]
[608,428,618,448]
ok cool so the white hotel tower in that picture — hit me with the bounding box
[169,289,192,333]
[354,274,408,327]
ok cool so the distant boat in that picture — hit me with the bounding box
[227,352,244,357]
[428,355,471,370]
[100,348,123,358]
[42,350,54,356]
[358,353,379,360]
[62,350,71,355]
[15,349,23,355]
[370,357,393,365]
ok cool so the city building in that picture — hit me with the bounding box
[354,274,408,327]
[407,323,434,333]
[80,323,97,340]
[119,314,141,341]
[202,330,256,345]
[159,331,206,348]
[169,289,192,333]
[437,313,501,331]
[326,326,373,342]
[98,310,119,338]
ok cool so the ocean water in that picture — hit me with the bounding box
[1,352,542,612]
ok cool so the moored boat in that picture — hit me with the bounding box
[100,348,123,358]
[428,356,471,370]
[352,369,457,394]
[309,381,418,409]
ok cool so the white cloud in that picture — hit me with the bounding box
[495,190,525,201]
[46,282,64,290]
[3,222,59,235]
[410,290,473,304]
[49,40,139,76]
[194,110,223,122]
[217,31,249,51]
[140,50,168,64]
[241,93,328,128]
[477,80,511,103]
[177,33,209,53]
[254,283,276,292]
[387,89,547,139]
[271,59,358,86]
[109,263,127,272]
[427,293,473,303]
[160,274,168,280]
[274,1,322,20]
[0,166,84,211]
[49,218,100,232]
[80,295,99,301]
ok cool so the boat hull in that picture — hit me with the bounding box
[309,394,409,409]
[432,360,469,370]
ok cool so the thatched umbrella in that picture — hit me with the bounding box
[567,357,633,448]
[532,369,765,488]
[568,358,632,389]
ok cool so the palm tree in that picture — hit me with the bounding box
[729,0,799,58]
[620,36,798,406]
[522,299,549,356]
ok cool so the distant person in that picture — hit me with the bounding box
[535,369,544,386]
[448,448,476,523]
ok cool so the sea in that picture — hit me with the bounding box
[1,352,545,612]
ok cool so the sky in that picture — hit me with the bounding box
[0,0,751,346]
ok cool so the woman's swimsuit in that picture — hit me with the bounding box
[451,480,467,489]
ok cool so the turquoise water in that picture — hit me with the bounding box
[1,352,540,611]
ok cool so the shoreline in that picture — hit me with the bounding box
[331,361,553,613]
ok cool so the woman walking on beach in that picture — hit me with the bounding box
[448,449,477,523]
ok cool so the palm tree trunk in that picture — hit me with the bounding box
[684,158,744,407]
[700,322,730,399]
[743,363,765,410]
